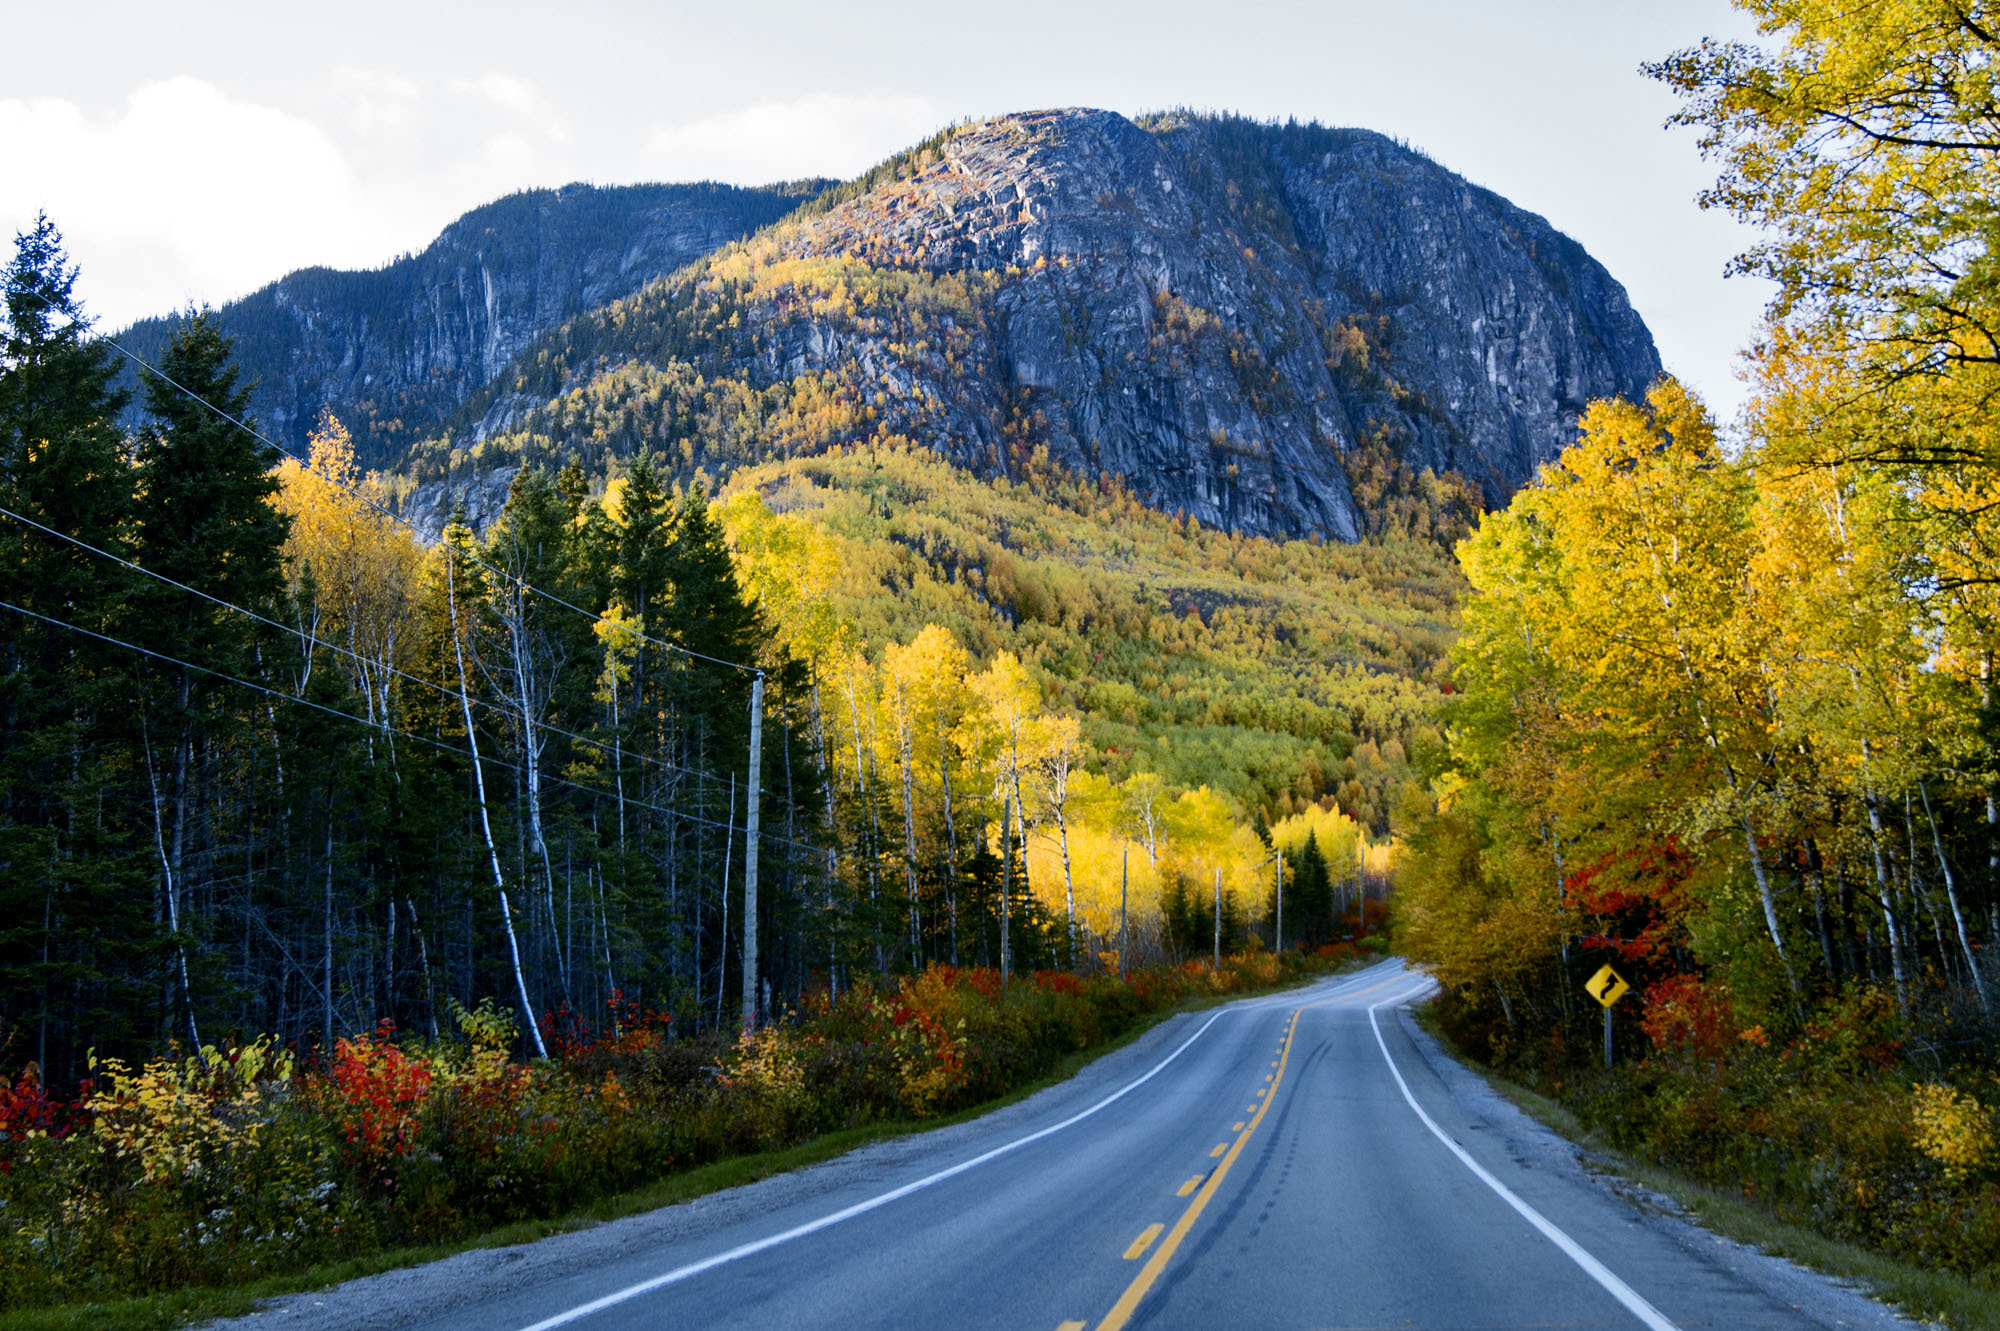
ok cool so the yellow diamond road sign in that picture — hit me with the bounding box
[1586,964,1630,1009]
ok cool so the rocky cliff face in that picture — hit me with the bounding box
[116,180,821,469]
[120,110,1660,541]
[452,110,1659,540]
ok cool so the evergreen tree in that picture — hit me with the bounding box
[0,215,152,1080]
[133,311,289,649]
[129,312,291,1042]
[1293,832,1333,946]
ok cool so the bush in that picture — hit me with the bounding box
[1442,978,2000,1282]
[0,950,1352,1312]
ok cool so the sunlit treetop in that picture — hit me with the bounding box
[1649,0,2000,373]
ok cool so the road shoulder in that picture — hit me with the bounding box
[1392,1004,1922,1330]
[197,1004,1223,1331]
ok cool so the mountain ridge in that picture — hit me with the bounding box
[122,109,1662,542]
[115,178,826,465]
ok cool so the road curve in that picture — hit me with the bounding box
[214,959,1912,1330]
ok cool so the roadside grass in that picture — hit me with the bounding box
[7,963,1357,1331]
[1412,1007,2000,1331]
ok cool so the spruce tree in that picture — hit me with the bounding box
[134,312,288,654]
[0,215,150,1078]
[130,312,291,1041]
[1293,832,1333,946]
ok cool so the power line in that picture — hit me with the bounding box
[0,595,818,855]
[0,501,728,790]
[17,284,764,679]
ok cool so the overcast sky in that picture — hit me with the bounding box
[2,0,1770,420]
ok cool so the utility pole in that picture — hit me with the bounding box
[1000,793,1012,986]
[1119,845,1129,979]
[741,672,764,1036]
[1213,866,1222,970]
[1275,850,1285,954]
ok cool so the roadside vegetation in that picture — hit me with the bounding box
[1396,0,2000,1305]
[0,948,1372,1320]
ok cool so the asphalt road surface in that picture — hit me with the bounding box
[219,959,1912,1330]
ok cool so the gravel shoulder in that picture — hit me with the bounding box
[1395,1005,1922,1330]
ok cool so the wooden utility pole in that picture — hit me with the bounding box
[1275,850,1284,953]
[741,672,764,1036]
[1213,867,1222,970]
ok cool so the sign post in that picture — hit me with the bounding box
[1584,963,1630,1069]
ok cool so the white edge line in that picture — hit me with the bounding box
[515,1006,1235,1331]
[1367,986,1677,1331]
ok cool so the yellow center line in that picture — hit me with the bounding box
[1176,1176,1203,1197]
[1123,1222,1165,1260]
[1231,1121,1245,1131]
[1208,1142,1226,1158]
[1331,974,1405,1006]
[1057,1321,1086,1331]
[1093,1006,1306,1331]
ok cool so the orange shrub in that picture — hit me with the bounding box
[1640,973,1738,1059]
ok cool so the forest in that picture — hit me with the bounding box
[0,209,1438,1308]
[0,215,1452,1095]
[1394,0,2000,1285]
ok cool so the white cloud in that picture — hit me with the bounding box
[454,72,544,118]
[329,66,424,148]
[451,72,568,147]
[0,77,421,329]
[646,93,943,184]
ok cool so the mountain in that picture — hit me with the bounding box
[421,109,1659,540]
[117,109,1661,542]
[115,180,825,467]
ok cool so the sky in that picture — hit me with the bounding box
[2,0,1771,421]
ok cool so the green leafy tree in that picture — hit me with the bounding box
[1650,1,2000,386]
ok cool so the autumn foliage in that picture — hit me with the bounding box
[0,951,1356,1311]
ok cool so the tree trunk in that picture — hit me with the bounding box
[1920,781,1988,1010]
[405,898,439,1039]
[896,705,920,967]
[140,715,201,1053]
[323,821,336,1053]
[937,708,959,966]
[1862,781,1910,1011]
[1055,804,1077,964]
[718,772,734,1032]
[447,551,548,1059]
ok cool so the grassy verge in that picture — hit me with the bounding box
[1411,1006,2000,1331]
[7,965,1349,1331]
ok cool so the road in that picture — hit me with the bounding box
[222,959,1911,1330]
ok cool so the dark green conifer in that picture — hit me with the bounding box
[0,216,150,1079]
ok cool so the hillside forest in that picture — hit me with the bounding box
[1394,0,2000,1282]
[0,218,1459,1089]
